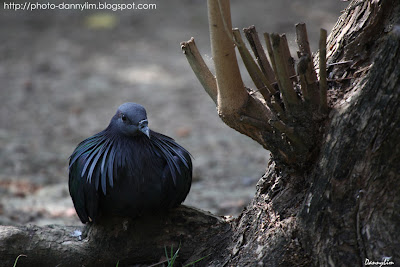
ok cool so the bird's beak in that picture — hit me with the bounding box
[139,119,150,138]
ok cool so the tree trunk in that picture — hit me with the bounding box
[0,206,232,266]
[300,0,400,264]
[1,0,399,266]
[219,0,400,266]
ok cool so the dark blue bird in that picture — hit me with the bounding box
[68,103,192,223]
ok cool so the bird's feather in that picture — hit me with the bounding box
[69,103,192,223]
[100,139,114,193]
[150,131,191,181]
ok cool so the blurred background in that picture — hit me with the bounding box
[0,0,346,225]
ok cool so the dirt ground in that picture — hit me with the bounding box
[0,0,346,226]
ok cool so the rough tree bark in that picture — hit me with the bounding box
[1,0,399,266]
[300,0,400,265]
[183,0,400,266]
[0,206,232,266]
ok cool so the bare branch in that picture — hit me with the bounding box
[295,23,320,108]
[264,33,278,81]
[232,29,276,96]
[208,0,248,114]
[216,0,239,47]
[295,23,312,57]
[270,33,301,113]
[280,34,297,82]
[232,29,287,119]
[181,38,218,104]
[243,26,276,83]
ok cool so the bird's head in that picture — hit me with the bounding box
[112,102,150,138]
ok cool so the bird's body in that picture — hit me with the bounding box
[68,103,192,223]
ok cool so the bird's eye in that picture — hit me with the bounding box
[121,114,127,122]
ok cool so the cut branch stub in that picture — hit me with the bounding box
[232,28,275,97]
[295,23,320,109]
[208,0,248,115]
[243,25,276,83]
[181,1,330,171]
[264,33,278,82]
[280,34,297,83]
[295,23,312,57]
[232,29,285,119]
[180,37,218,104]
[297,55,311,103]
[270,33,301,115]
